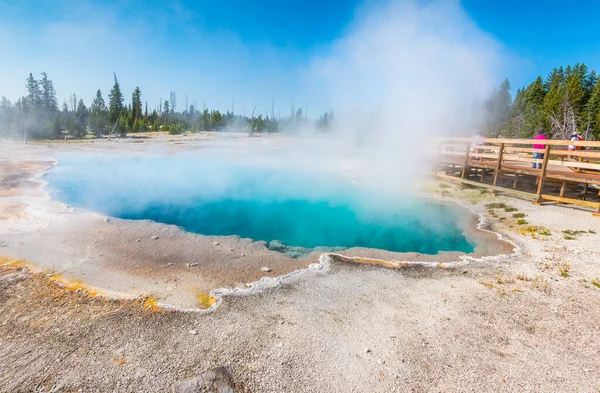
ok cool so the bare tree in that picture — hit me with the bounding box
[547,103,579,140]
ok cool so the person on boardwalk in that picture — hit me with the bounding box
[532,129,547,169]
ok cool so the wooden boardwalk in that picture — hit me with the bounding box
[434,137,600,216]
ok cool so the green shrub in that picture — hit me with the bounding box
[485,203,507,209]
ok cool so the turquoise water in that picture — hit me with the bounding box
[47,154,474,255]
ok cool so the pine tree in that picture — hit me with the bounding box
[0,97,12,138]
[39,72,58,113]
[542,68,565,135]
[25,73,41,109]
[46,116,62,139]
[169,91,177,114]
[521,76,546,135]
[73,99,88,138]
[163,100,170,119]
[132,87,142,122]
[90,89,108,137]
[584,80,600,138]
[108,73,124,128]
[484,79,511,136]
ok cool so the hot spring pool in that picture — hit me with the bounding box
[47,153,475,256]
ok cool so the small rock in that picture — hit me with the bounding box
[152,236,159,240]
[190,329,198,335]
[0,272,30,284]
[103,217,109,223]
[186,263,199,267]
[378,359,385,365]
[175,367,235,393]
[136,239,141,242]
[240,253,245,257]
[365,348,371,354]
[213,242,220,246]
[261,267,271,272]
[167,263,174,266]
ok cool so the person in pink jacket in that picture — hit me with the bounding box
[532,129,547,169]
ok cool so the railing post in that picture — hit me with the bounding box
[433,143,441,178]
[492,143,504,187]
[535,143,551,203]
[461,142,471,179]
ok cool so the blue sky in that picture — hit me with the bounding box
[462,0,600,89]
[1,0,599,115]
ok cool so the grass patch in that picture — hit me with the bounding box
[561,229,596,240]
[479,281,495,289]
[517,219,528,225]
[592,278,600,289]
[558,262,571,278]
[485,203,507,209]
[512,213,526,218]
[516,274,532,281]
[504,207,518,212]
[438,183,451,189]
[519,226,552,237]
[562,229,587,236]
[532,278,551,294]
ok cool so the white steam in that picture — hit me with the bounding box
[301,0,504,190]
[45,0,507,214]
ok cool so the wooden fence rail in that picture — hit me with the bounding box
[433,137,600,216]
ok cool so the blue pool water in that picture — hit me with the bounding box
[47,154,474,255]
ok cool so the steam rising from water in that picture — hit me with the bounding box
[302,0,503,191]
[45,1,503,252]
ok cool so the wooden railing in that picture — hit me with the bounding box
[434,137,600,216]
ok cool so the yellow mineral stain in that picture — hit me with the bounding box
[0,256,31,269]
[0,189,21,197]
[196,292,217,310]
[140,296,162,312]
[112,356,127,365]
[1,256,107,297]
[46,274,106,297]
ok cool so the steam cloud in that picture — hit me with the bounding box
[300,0,504,190]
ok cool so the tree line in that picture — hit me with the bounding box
[483,63,600,140]
[0,72,334,140]
[7,64,598,142]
